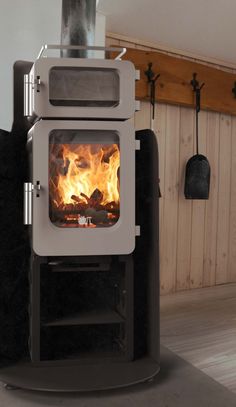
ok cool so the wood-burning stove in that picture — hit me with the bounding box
[0,46,160,392]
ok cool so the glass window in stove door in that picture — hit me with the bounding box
[49,130,120,228]
[49,67,120,107]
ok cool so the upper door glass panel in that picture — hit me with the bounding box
[49,67,120,107]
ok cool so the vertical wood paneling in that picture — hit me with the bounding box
[134,101,151,130]
[190,110,208,288]
[203,112,220,287]
[216,115,232,284]
[161,105,180,294]
[154,104,167,244]
[176,107,194,290]
[228,117,236,282]
[108,34,236,295]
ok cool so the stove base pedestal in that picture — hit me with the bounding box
[0,357,159,392]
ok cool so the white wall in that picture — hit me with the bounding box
[0,0,105,131]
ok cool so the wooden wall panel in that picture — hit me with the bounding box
[228,117,236,282]
[176,108,194,290]
[190,111,207,289]
[134,101,150,130]
[106,34,236,295]
[113,47,236,117]
[155,104,167,248]
[216,115,232,284]
[203,112,220,287]
[160,105,180,294]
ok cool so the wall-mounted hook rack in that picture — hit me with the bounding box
[109,46,236,117]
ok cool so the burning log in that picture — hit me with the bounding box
[80,192,90,203]
[80,188,103,208]
[70,191,119,214]
[104,201,118,211]
[65,203,74,212]
[90,188,103,204]
[71,194,83,204]
[74,202,88,211]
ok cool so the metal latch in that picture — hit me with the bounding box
[135,140,141,150]
[24,181,41,225]
[34,76,41,93]
[135,226,141,236]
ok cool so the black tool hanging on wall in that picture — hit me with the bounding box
[184,73,210,200]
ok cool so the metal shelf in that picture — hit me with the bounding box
[44,308,125,327]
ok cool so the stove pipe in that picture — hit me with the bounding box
[61,0,96,58]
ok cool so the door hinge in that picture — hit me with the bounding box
[24,75,41,116]
[23,181,41,225]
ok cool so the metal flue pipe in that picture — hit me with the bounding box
[61,0,96,58]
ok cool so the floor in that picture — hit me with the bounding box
[161,283,236,393]
[1,283,236,405]
[1,346,236,407]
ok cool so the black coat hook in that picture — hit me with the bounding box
[144,63,160,120]
[190,73,205,113]
[190,73,205,92]
[145,62,155,82]
[232,82,236,98]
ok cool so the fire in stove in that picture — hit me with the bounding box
[49,140,120,228]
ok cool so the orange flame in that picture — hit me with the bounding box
[50,143,120,209]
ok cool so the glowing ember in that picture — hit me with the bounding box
[49,143,120,227]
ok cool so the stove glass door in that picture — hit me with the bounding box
[49,130,120,228]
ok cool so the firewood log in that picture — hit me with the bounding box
[80,192,90,203]
[90,188,103,204]
[71,194,83,203]
[80,189,103,207]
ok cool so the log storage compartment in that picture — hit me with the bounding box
[37,256,133,362]
[40,324,125,361]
